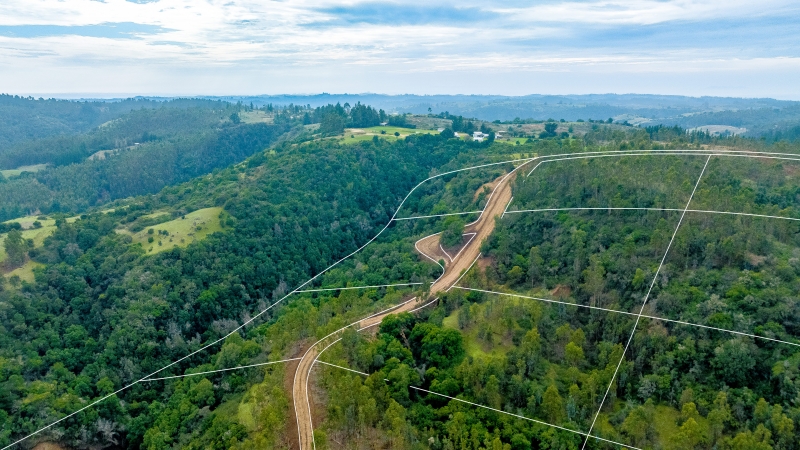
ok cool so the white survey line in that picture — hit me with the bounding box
[394,210,482,221]
[469,160,534,227]
[452,232,477,261]
[314,360,639,450]
[141,358,302,381]
[416,232,446,288]
[408,297,440,313]
[295,282,423,293]
[439,244,454,262]
[447,253,481,292]
[504,207,800,223]
[315,360,371,376]
[306,295,436,449]
[688,209,800,222]
[452,287,800,348]
[526,150,800,180]
[11,149,800,449]
[527,151,708,177]
[501,196,513,219]
[508,207,682,214]
[294,296,418,450]
[582,155,712,450]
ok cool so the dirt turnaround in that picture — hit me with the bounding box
[420,164,525,297]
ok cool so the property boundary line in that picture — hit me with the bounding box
[581,155,712,448]
[394,210,483,221]
[10,148,800,449]
[141,358,302,381]
[314,360,640,450]
[451,287,800,348]
[504,207,800,222]
[295,282,423,293]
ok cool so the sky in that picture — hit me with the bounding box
[0,0,799,99]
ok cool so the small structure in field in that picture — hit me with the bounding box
[473,131,487,142]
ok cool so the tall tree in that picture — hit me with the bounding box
[3,228,26,268]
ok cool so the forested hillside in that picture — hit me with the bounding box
[394,154,800,449]
[0,96,222,154]
[0,102,290,221]
[2,109,800,450]
[0,133,495,449]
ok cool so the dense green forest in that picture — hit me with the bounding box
[0,96,226,155]
[0,102,290,221]
[402,154,800,449]
[2,106,800,449]
[0,132,502,448]
[0,122,288,221]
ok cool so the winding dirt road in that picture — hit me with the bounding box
[420,162,528,297]
[292,160,529,450]
[292,297,421,450]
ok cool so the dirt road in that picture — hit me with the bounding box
[420,163,527,297]
[292,160,528,449]
[293,297,421,450]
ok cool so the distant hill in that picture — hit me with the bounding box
[0,95,229,152]
[191,93,800,140]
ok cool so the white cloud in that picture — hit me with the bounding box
[0,0,797,97]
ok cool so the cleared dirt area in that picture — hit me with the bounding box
[32,442,67,450]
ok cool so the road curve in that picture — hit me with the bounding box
[293,296,421,450]
[419,160,531,297]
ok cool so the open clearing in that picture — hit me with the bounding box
[239,110,275,124]
[117,207,224,255]
[4,261,45,283]
[340,126,438,143]
[0,163,48,178]
[1,215,78,265]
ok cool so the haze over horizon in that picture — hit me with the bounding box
[1,0,799,100]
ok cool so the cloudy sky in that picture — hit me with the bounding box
[1,0,799,98]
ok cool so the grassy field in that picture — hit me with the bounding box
[118,207,224,255]
[239,110,274,124]
[0,163,48,178]
[1,215,78,265]
[494,137,530,145]
[443,307,512,359]
[340,126,439,144]
[4,261,45,284]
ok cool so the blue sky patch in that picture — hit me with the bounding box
[0,22,170,39]
[313,3,497,26]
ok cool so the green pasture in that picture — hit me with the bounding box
[0,164,48,178]
[4,261,44,284]
[119,207,224,255]
[239,110,274,124]
[340,126,439,144]
[1,215,78,265]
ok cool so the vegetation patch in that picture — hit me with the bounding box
[340,126,438,144]
[119,207,225,255]
[1,215,77,266]
[4,260,44,284]
[0,163,48,178]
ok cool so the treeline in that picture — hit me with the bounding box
[0,102,237,169]
[0,123,289,221]
[0,95,230,155]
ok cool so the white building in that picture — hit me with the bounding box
[473,131,487,142]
